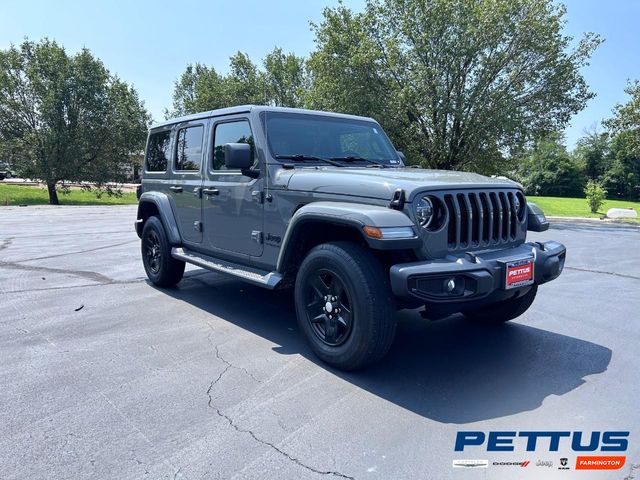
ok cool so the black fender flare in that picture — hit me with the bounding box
[135,192,181,245]
[276,201,419,272]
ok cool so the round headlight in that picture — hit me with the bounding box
[415,196,434,228]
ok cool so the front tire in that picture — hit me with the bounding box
[294,242,396,370]
[141,216,185,287]
[463,285,538,324]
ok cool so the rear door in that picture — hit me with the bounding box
[201,116,264,257]
[167,120,206,245]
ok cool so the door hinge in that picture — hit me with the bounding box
[251,230,263,244]
[193,221,203,232]
[251,190,264,204]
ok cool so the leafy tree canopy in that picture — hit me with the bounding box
[604,80,640,156]
[0,39,150,204]
[307,0,602,172]
[169,49,307,117]
[514,133,586,197]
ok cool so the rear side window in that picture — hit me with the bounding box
[145,130,171,172]
[212,120,254,170]
[175,125,204,171]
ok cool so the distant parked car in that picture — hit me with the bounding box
[0,162,14,180]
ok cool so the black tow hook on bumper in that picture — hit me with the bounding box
[390,241,566,303]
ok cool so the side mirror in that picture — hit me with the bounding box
[224,143,253,170]
[396,150,406,163]
[527,202,549,232]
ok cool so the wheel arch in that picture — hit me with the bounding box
[276,201,419,281]
[135,192,181,245]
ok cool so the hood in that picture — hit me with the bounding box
[283,167,520,201]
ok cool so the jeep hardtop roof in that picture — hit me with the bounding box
[151,105,377,130]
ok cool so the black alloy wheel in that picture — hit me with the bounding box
[303,268,354,346]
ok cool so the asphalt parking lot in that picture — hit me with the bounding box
[1,205,639,479]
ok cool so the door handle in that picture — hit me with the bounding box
[169,185,183,193]
[202,188,220,196]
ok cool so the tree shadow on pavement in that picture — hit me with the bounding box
[162,271,612,424]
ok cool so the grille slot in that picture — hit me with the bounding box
[442,189,523,250]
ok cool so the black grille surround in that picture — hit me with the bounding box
[412,188,528,257]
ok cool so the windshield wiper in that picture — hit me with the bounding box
[275,154,343,167]
[329,156,388,167]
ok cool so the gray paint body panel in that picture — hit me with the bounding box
[282,168,519,202]
[137,105,563,294]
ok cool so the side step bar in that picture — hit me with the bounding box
[171,247,283,289]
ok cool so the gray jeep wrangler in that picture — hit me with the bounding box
[136,105,566,370]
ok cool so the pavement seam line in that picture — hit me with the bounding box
[205,346,354,480]
[564,266,640,281]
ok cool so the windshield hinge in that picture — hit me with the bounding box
[389,189,406,210]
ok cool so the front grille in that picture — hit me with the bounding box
[442,190,523,250]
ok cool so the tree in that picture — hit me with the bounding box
[573,127,610,180]
[602,131,640,199]
[0,39,149,204]
[169,48,307,117]
[307,0,602,172]
[514,134,586,197]
[263,48,307,108]
[168,64,227,117]
[605,80,640,156]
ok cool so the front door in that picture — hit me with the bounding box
[167,121,206,244]
[202,117,263,257]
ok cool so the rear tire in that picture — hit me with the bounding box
[463,285,538,324]
[141,216,185,287]
[294,241,396,370]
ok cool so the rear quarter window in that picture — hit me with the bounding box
[145,130,171,172]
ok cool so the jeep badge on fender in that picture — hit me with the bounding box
[135,105,566,370]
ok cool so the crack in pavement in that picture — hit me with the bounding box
[0,260,114,283]
[208,334,261,383]
[205,347,354,480]
[12,239,138,262]
[0,237,13,251]
[0,278,145,295]
[565,266,640,281]
[0,270,211,295]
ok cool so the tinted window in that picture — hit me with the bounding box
[175,125,204,171]
[213,121,254,170]
[145,130,171,172]
[265,113,399,165]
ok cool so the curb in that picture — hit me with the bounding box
[547,216,640,229]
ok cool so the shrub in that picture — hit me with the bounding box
[584,180,607,213]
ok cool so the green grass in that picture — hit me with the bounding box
[529,195,640,221]
[0,183,137,206]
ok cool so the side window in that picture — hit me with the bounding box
[145,130,171,172]
[175,125,204,171]
[212,120,254,170]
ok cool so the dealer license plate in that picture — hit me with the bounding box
[504,257,534,289]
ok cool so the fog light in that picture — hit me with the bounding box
[446,278,456,292]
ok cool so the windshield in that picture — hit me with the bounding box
[264,112,402,166]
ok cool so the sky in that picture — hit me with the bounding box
[1,0,638,148]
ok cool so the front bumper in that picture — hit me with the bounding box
[390,240,566,303]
